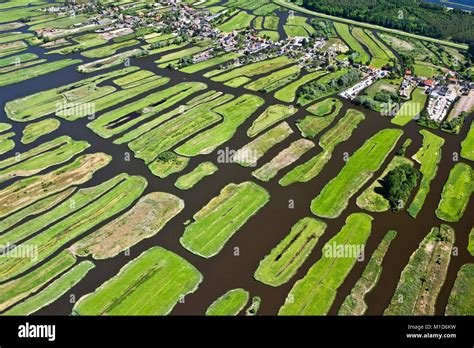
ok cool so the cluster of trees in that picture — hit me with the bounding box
[297,68,361,104]
[375,164,420,212]
[354,90,400,112]
[309,18,336,38]
[416,110,467,134]
[300,0,474,44]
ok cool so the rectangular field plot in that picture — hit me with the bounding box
[279,213,373,315]
[73,247,202,315]
[254,217,326,286]
[205,288,249,316]
[180,182,270,258]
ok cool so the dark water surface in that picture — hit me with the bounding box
[0,12,472,316]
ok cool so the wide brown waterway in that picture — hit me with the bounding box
[0,18,472,316]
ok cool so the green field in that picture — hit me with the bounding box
[21,118,60,144]
[391,88,428,126]
[4,261,95,315]
[244,64,300,92]
[445,264,474,315]
[252,139,315,182]
[279,213,373,315]
[356,156,414,212]
[234,122,293,167]
[217,11,255,32]
[435,163,473,222]
[281,108,363,186]
[407,130,444,218]
[0,174,146,281]
[0,59,81,87]
[254,217,326,287]
[82,39,139,59]
[205,288,249,315]
[385,225,454,315]
[264,16,279,30]
[175,94,264,156]
[247,104,296,137]
[73,247,202,315]
[0,152,110,218]
[333,22,370,64]
[339,230,397,315]
[180,182,270,258]
[87,82,205,138]
[311,129,403,218]
[0,251,76,312]
[297,98,343,138]
[71,192,184,259]
[175,162,218,190]
[460,120,474,161]
[0,136,90,183]
[274,70,328,103]
[351,28,394,68]
[180,52,241,73]
[211,56,293,83]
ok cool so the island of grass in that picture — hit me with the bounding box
[460,120,474,161]
[21,118,60,144]
[311,129,402,218]
[77,49,141,73]
[148,152,190,178]
[296,97,343,138]
[175,162,218,190]
[70,192,184,260]
[279,213,373,315]
[87,82,206,138]
[244,65,301,93]
[339,230,397,315]
[0,136,90,184]
[445,264,474,316]
[180,52,241,74]
[126,94,234,164]
[296,68,360,106]
[0,152,111,218]
[390,88,428,126]
[175,94,264,156]
[356,156,415,212]
[4,261,95,315]
[0,251,76,312]
[281,108,364,186]
[384,224,454,315]
[435,163,473,222]
[469,228,474,257]
[180,181,270,258]
[274,70,328,103]
[254,217,327,287]
[81,39,139,59]
[252,139,315,182]
[0,174,147,281]
[407,130,444,218]
[210,56,293,84]
[234,122,293,167]
[0,59,82,87]
[205,288,249,316]
[73,247,202,315]
[245,296,261,315]
[247,104,296,138]
[217,11,255,32]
